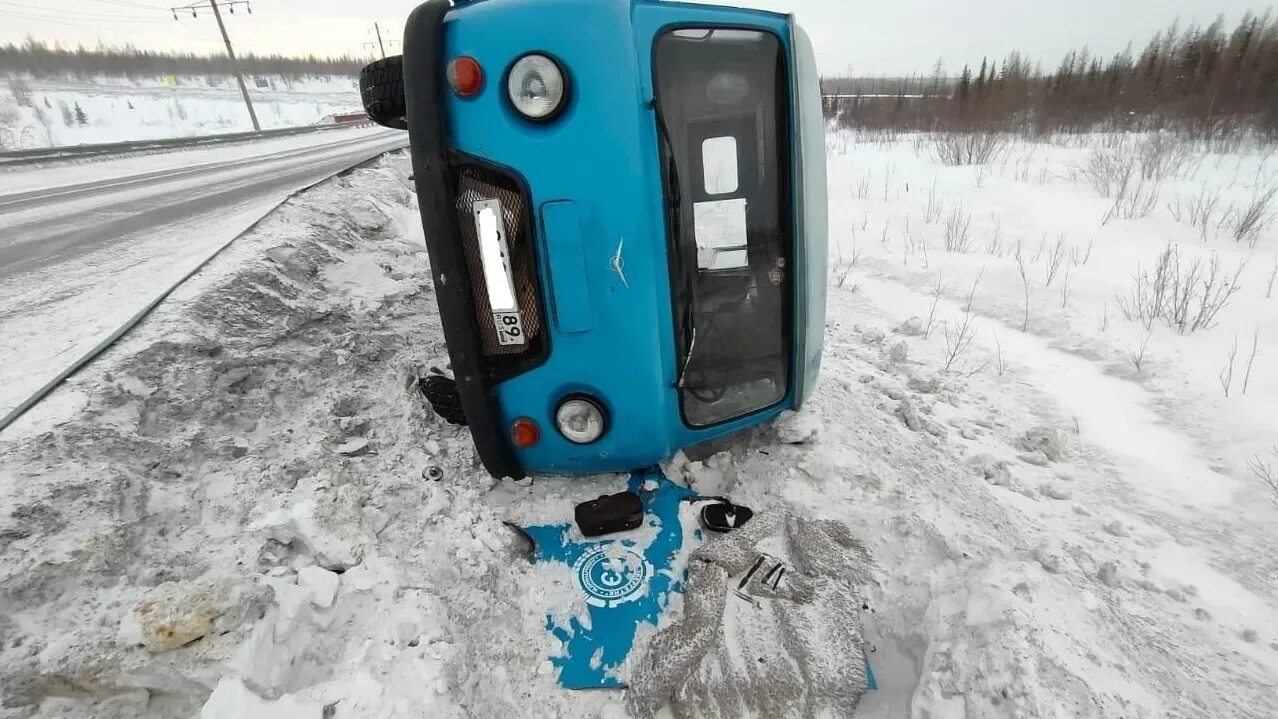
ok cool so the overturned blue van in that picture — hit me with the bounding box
[360,0,828,478]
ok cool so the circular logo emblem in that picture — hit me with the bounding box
[573,545,650,607]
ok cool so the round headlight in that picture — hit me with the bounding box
[555,397,606,444]
[507,54,567,121]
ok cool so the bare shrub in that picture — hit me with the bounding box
[924,180,943,224]
[1267,257,1277,299]
[1043,234,1067,287]
[943,205,974,252]
[993,332,1007,376]
[1071,238,1094,266]
[1014,243,1032,331]
[1060,263,1073,308]
[7,76,32,107]
[986,219,1004,256]
[933,132,1006,166]
[1013,157,1032,182]
[1248,446,1278,507]
[943,270,985,373]
[1129,331,1153,375]
[1136,133,1195,181]
[0,101,18,150]
[1098,302,1110,332]
[974,163,992,188]
[1078,147,1131,197]
[1117,243,1247,334]
[855,173,871,199]
[832,229,861,288]
[1102,169,1161,224]
[1219,334,1238,397]
[923,273,945,339]
[1243,328,1260,395]
[1231,187,1275,247]
[1167,185,1223,230]
[31,104,54,146]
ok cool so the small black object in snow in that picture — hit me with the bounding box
[574,491,644,537]
[419,374,467,426]
[700,502,754,533]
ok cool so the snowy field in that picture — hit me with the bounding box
[1,73,360,149]
[1,129,1277,718]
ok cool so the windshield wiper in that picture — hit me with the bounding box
[651,98,698,388]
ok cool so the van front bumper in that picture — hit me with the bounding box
[402,0,525,479]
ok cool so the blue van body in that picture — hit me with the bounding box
[398,0,827,477]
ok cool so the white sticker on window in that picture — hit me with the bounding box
[693,198,748,271]
[701,136,739,195]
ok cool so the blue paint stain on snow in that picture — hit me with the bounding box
[519,467,697,689]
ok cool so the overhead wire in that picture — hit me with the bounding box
[0,1,169,21]
[0,11,170,26]
[82,0,171,9]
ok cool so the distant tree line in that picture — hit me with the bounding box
[0,36,362,79]
[825,13,1278,139]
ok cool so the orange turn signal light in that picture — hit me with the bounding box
[511,417,540,448]
[447,56,484,97]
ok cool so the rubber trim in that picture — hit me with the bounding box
[402,0,526,479]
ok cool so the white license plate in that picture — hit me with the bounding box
[493,311,526,346]
[472,198,526,347]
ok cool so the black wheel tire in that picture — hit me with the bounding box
[360,56,408,130]
[420,375,467,426]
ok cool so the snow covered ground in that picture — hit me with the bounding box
[1,131,1277,718]
[1,73,360,149]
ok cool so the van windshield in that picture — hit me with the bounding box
[654,27,792,427]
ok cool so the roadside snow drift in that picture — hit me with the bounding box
[2,132,1278,719]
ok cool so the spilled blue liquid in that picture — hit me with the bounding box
[519,467,697,689]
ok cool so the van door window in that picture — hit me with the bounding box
[654,27,792,427]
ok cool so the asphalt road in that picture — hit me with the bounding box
[0,128,409,282]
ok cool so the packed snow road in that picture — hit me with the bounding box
[0,126,408,423]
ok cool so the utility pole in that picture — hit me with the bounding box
[208,0,259,131]
[173,0,259,131]
[374,22,387,59]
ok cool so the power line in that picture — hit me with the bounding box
[170,0,260,131]
[361,22,399,60]
[0,0,168,20]
[0,10,169,25]
[83,0,171,9]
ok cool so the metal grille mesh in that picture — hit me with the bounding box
[452,165,544,370]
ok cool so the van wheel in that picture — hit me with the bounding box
[419,374,467,426]
[360,56,408,130]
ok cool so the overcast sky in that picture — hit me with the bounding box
[0,0,1270,76]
